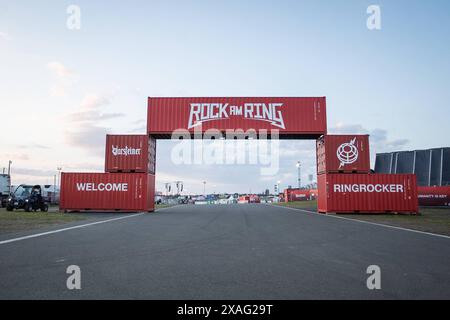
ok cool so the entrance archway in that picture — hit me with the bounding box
[60,96,418,214]
[147,97,328,207]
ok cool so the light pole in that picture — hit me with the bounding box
[296,161,301,189]
[203,181,206,195]
[7,160,12,194]
[164,183,171,196]
[57,167,62,188]
[53,174,57,204]
[56,167,62,203]
[175,181,183,195]
[276,180,281,194]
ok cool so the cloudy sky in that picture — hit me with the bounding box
[1,0,449,194]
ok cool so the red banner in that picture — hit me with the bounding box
[147,97,327,138]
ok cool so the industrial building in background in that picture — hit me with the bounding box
[375,148,450,186]
[375,148,450,206]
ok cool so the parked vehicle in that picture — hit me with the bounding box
[6,185,48,212]
[0,174,11,207]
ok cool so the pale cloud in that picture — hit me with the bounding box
[128,125,147,133]
[68,94,123,123]
[47,61,76,97]
[49,85,67,97]
[64,125,108,156]
[17,143,50,149]
[370,128,409,150]
[331,122,367,134]
[69,109,124,122]
[47,61,73,78]
[329,123,410,153]
[80,94,110,109]
[0,31,11,41]
[127,119,147,133]
[1,153,29,161]
[64,94,125,156]
[12,167,56,177]
[62,162,104,172]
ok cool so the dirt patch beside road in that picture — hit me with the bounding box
[0,207,87,234]
[275,201,450,236]
[339,207,450,236]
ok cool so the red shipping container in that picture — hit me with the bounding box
[147,97,327,138]
[105,135,156,173]
[317,135,370,174]
[238,196,249,203]
[317,173,418,214]
[284,189,316,202]
[418,186,450,206]
[60,173,155,212]
[249,195,261,203]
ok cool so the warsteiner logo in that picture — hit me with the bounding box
[188,103,286,129]
[112,145,141,157]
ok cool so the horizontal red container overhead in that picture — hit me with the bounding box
[147,97,327,139]
[60,173,155,212]
[105,135,155,173]
[418,186,450,206]
[317,135,371,174]
[317,173,418,214]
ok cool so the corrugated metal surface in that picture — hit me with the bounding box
[374,153,392,174]
[147,97,327,138]
[374,147,450,186]
[396,151,415,173]
[148,136,156,174]
[430,149,443,186]
[418,186,450,206]
[317,135,370,174]
[60,173,155,212]
[414,150,431,186]
[317,173,418,213]
[284,189,316,202]
[105,135,149,173]
[317,175,328,212]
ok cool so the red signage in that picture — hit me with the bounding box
[418,186,450,206]
[60,173,155,212]
[147,97,327,138]
[317,135,371,174]
[317,173,418,214]
[104,135,150,173]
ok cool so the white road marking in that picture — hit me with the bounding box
[266,204,450,240]
[0,205,181,246]
[0,213,144,245]
[155,205,180,211]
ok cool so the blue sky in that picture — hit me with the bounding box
[1,0,449,193]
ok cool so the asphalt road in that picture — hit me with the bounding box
[0,204,449,299]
